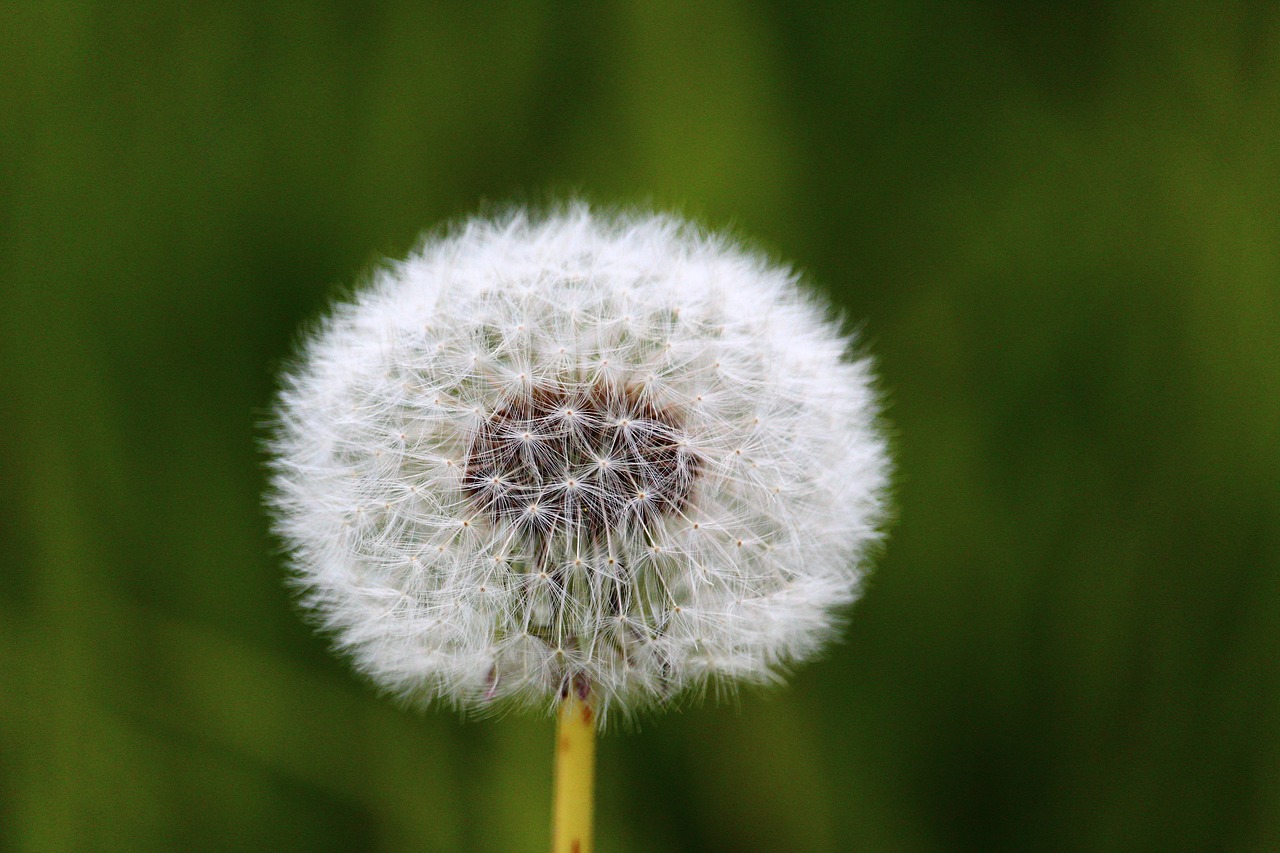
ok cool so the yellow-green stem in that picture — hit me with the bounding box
[551,687,596,853]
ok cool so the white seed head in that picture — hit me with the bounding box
[267,206,891,720]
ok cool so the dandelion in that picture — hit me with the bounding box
[267,205,891,852]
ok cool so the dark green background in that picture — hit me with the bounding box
[3,3,1278,851]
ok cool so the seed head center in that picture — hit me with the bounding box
[463,384,698,539]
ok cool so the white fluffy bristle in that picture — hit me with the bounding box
[267,206,891,720]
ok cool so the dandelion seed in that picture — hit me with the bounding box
[267,205,891,723]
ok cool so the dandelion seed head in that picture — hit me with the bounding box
[267,206,891,720]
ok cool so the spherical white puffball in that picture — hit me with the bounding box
[267,206,891,719]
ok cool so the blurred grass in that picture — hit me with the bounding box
[3,2,1279,851]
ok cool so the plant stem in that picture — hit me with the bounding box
[551,681,596,853]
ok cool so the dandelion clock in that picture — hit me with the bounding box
[267,206,891,852]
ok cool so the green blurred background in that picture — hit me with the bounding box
[3,2,1278,850]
